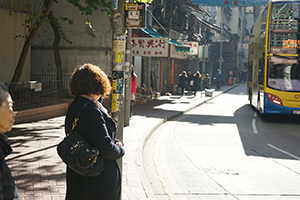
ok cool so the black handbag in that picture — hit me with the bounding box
[57,103,104,177]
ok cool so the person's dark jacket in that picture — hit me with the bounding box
[0,134,19,200]
[215,72,221,82]
[64,96,125,200]
[179,74,187,88]
[193,75,201,91]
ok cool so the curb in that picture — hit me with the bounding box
[137,83,242,198]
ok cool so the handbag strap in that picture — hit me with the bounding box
[72,103,89,130]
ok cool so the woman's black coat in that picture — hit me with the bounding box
[64,96,125,200]
[0,134,19,200]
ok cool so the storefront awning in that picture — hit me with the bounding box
[142,26,190,51]
[168,39,190,52]
[142,27,164,38]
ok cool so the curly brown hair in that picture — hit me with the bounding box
[69,63,111,98]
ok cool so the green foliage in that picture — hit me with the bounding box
[15,0,114,42]
[130,0,153,7]
[133,0,152,4]
[85,20,97,38]
[52,14,73,45]
[15,3,51,40]
[67,0,114,27]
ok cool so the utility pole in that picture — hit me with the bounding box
[124,22,132,127]
[111,0,126,171]
[201,45,204,98]
[123,2,145,125]
[219,23,223,72]
[218,8,224,72]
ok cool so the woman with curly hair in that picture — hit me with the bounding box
[64,63,125,200]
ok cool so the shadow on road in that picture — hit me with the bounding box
[169,97,300,161]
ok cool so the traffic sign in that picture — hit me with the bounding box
[217,56,224,62]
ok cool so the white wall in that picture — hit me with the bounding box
[31,0,113,76]
[0,8,30,84]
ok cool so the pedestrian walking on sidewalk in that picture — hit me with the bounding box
[204,73,211,89]
[179,71,188,96]
[192,71,201,96]
[64,64,125,200]
[0,82,20,200]
[187,70,193,92]
[130,65,137,117]
[215,69,222,91]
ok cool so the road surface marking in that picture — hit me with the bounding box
[254,112,257,117]
[267,144,300,160]
[252,119,258,134]
[176,114,189,121]
[154,123,178,200]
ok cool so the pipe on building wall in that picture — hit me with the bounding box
[160,57,163,94]
[171,58,174,86]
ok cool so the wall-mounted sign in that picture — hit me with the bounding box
[113,0,118,9]
[170,45,188,59]
[182,42,198,55]
[113,40,125,52]
[132,37,169,57]
[125,3,146,29]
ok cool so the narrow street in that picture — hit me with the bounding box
[143,83,300,200]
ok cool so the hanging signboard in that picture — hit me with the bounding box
[132,37,169,57]
[170,45,188,59]
[191,0,269,6]
[182,42,198,55]
[125,3,146,29]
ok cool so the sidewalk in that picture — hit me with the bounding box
[6,84,239,200]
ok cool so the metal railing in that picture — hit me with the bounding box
[31,74,71,89]
[8,80,64,111]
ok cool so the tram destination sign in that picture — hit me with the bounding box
[191,0,269,6]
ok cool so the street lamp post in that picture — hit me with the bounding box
[219,22,223,72]
[201,45,204,98]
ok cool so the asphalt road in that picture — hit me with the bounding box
[143,83,300,200]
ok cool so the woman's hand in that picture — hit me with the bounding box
[116,141,124,147]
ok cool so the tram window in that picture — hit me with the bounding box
[291,64,300,80]
[269,64,284,79]
[258,59,264,85]
[248,62,252,81]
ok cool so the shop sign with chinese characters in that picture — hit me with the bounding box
[182,42,198,55]
[132,37,169,57]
